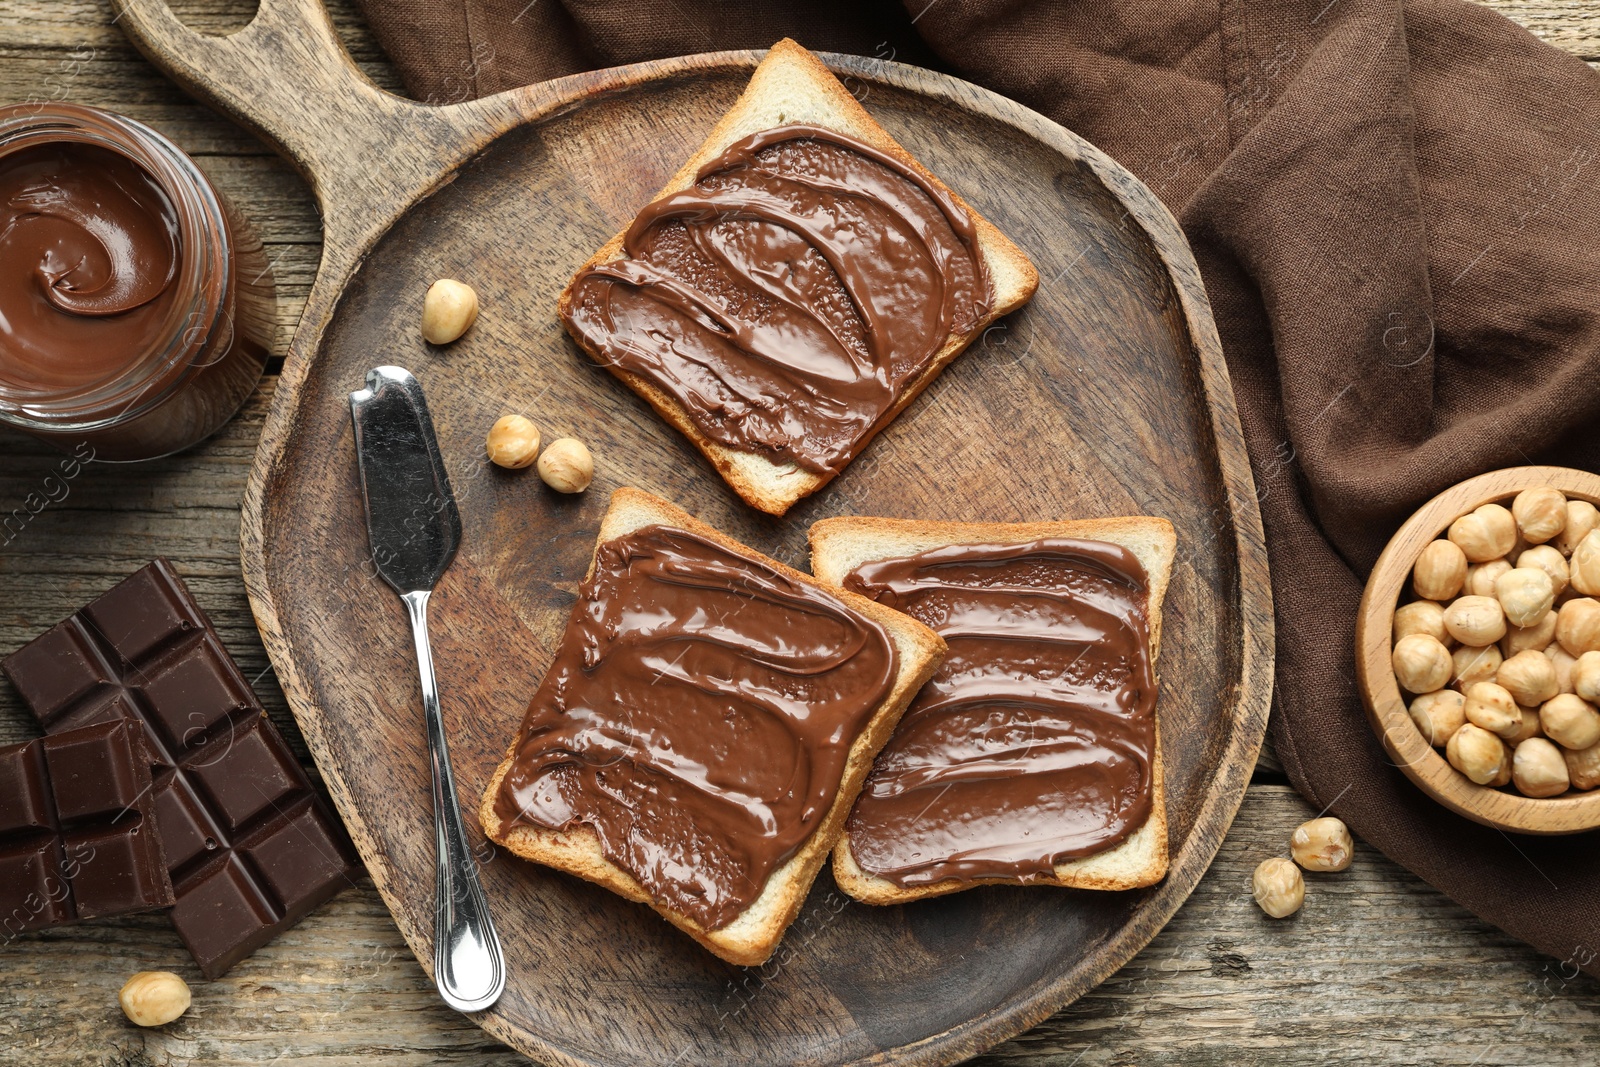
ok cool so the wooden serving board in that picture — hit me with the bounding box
[113,1,1274,1063]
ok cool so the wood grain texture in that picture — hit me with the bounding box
[1357,466,1600,834]
[0,0,1597,1064]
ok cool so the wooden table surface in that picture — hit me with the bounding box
[2,2,1598,1064]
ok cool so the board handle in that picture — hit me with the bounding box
[111,0,516,248]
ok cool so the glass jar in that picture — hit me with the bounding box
[0,103,275,461]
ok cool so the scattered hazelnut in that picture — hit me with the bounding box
[119,970,190,1028]
[1494,567,1555,628]
[1496,649,1560,708]
[1451,643,1502,690]
[1464,559,1512,598]
[1413,539,1467,601]
[1463,682,1521,738]
[1564,743,1600,791]
[1572,531,1600,596]
[1394,601,1449,645]
[1512,737,1571,798]
[1393,634,1453,694]
[421,278,479,345]
[1517,545,1570,597]
[1252,857,1305,918]
[485,415,541,469]
[1574,651,1600,704]
[1290,817,1354,872]
[1540,694,1600,750]
[1447,722,1507,785]
[1548,644,1579,694]
[1502,612,1559,658]
[536,438,594,494]
[1556,598,1600,656]
[1443,595,1507,647]
[1555,500,1600,557]
[1449,504,1517,562]
[1511,486,1567,544]
[1408,689,1466,747]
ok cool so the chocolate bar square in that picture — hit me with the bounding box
[0,720,174,935]
[2,560,361,977]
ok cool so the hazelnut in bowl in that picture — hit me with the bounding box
[1356,466,1600,834]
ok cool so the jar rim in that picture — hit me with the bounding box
[0,103,234,431]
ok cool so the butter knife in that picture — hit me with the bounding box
[350,365,505,1013]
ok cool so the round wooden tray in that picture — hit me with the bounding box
[1356,465,1600,835]
[112,1,1273,1064]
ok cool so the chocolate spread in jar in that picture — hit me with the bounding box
[494,523,898,929]
[842,538,1156,887]
[561,124,992,474]
[0,142,181,395]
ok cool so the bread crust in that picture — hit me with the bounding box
[557,39,1040,516]
[808,514,1176,903]
[479,488,947,965]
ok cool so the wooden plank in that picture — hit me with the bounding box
[1,0,1598,1063]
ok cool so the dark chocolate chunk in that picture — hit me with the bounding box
[2,560,361,977]
[0,720,174,935]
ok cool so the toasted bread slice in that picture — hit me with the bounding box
[558,39,1039,516]
[480,488,946,964]
[808,515,1176,904]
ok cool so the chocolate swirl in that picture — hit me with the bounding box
[562,125,992,474]
[842,538,1156,887]
[495,524,898,929]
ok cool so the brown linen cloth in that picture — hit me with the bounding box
[354,0,1600,976]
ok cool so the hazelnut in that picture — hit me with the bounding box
[1512,737,1571,798]
[1511,486,1567,544]
[1394,601,1449,645]
[1449,504,1517,562]
[1555,500,1600,556]
[1556,598,1600,656]
[1494,567,1556,628]
[536,438,594,494]
[1408,689,1465,747]
[119,970,190,1028]
[1503,703,1543,746]
[1463,682,1521,738]
[1496,649,1560,707]
[1464,559,1512,598]
[485,415,541,469]
[1517,545,1570,597]
[1540,694,1600,750]
[1252,857,1305,918]
[1447,723,1508,785]
[1413,539,1467,601]
[1501,612,1558,657]
[1564,743,1600,791]
[1574,651,1600,704]
[1443,595,1507,647]
[1548,644,1579,694]
[421,278,479,345]
[1290,817,1353,872]
[1451,643,1502,690]
[1572,531,1600,596]
[1393,634,1453,694]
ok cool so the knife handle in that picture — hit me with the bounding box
[402,590,506,1013]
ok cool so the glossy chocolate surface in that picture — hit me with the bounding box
[495,524,898,929]
[842,538,1155,886]
[563,125,991,474]
[0,719,174,933]
[2,560,359,977]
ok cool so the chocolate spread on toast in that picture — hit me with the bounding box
[494,524,898,929]
[562,125,992,474]
[841,538,1156,887]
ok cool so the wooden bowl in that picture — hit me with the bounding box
[1357,465,1600,834]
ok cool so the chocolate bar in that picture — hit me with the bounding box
[2,560,361,977]
[0,720,174,935]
